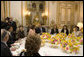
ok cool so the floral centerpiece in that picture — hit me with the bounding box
[49,33,67,48]
[67,33,83,45]
[54,33,67,44]
[49,36,59,48]
[40,33,51,40]
[60,33,81,54]
[60,39,80,54]
[40,33,51,46]
[79,36,83,45]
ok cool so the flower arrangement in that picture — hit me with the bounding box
[54,33,67,44]
[40,33,51,40]
[60,39,80,54]
[60,33,82,53]
[49,37,60,48]
[79,38,83,45]
[50,37,59,44]
[40,32,83,53]
[49,33,67,48]
[67,33,83,45]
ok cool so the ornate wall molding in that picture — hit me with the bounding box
[9,1,10,17]
[21,1,23,25]
[6,1,8,17]
[57,1,77,26]
[48,1,49,25]
[1,1,5,21]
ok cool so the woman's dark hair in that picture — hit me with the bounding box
[25,34,41,56]
[27,25,35,34]
[73,25,79,31]
[6,26,13,31]
[30,25,35,30]
[5,17,10,21]
[1,21,6,29]
[53,24,58,29]
[76,26,79,31]
[63,25,67,29]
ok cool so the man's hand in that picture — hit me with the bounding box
[10,48,16,51]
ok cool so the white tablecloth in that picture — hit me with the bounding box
[39,43,83,56]
[11,38,83,56]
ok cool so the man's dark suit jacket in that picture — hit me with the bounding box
[1,21,10,29]
[10,21,17,32]
[7,32,15,48]
[1,21,6,29]
[51,29,59,34]
[17,30,25,39]
[1,42,12,56]
[10,21,17,41]
[35,27,46,34]
[61,29,69,35]
[20,52,40,56]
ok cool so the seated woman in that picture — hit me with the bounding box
[61,25,69,35]
[27,25,36,35]
[21,34,41,56]
[51,24,59,34]
[17,26,25,39]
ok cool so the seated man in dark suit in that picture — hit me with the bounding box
[6,26,15,48]
[17,26,25,39]
[9,18,17,32]
[1,17,10,29]
[35,24,46,34]
[51,24,59,34]
[1,29,12,56]
[1,21,6,29]
[9,17,17,41]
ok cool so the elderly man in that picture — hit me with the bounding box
[6,26,15,48]
[1,29,12,56]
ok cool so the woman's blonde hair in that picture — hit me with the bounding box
[25,34,41,56]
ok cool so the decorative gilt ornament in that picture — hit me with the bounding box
[50,19,55,28]
[33,14,40,25]
[25,14,31,25]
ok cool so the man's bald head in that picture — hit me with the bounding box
[1,29,9,42]
[1,29,5,36]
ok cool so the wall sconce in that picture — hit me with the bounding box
[42,13,45,17]
[27,11,31,16]
[24,10,31,16]
[42,11,48,17]
[45,11,48,16]
[42,11,48,25]
[42,13,47,19]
